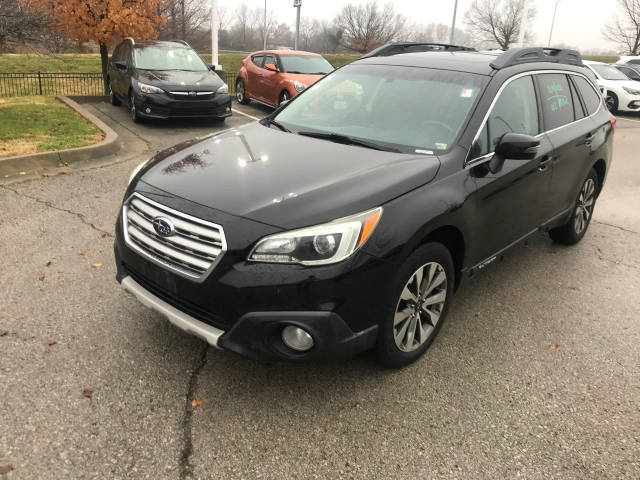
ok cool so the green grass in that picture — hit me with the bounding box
[0,52,363,74]
[583,55,620,63]
[0,96,103,158]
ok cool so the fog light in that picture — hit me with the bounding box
[145,107,151,114]
[281,325,314,352]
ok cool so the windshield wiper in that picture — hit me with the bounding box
[297,131,400,152]
[261,118,291,132]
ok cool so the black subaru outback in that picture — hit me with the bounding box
[114,46,614,367]
[107,39,231,123]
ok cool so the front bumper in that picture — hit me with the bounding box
[134,91,232,119]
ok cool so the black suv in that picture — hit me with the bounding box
[114,46,614,367]
[107,39,231,123]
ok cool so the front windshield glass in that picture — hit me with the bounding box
[279,55,334,74]
[591,64,629,80]
[274,64,487,153]
[134,47,208,71]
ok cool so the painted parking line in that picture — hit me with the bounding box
[231,108,261,121]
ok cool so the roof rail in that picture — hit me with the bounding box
[124,37,135,45]
[490,47,583,70]
[172,39,190,47]
[363,42,476,58]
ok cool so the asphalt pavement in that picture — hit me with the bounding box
[0,102,638,479]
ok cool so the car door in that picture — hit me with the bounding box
[536,73,596,216]
[466,74,555,261]
[246,54,264,102]
[110,44,124,96]
[261,54,280,106]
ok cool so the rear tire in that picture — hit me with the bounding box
[376,243,455,368]
[549,168,599,245]
[236,79,250,104]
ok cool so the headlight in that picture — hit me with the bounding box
[128,161,147,185]
[294,80,307,93]
[217,83,229,94]
[138,81,163,94]
[623,86,640,95]
[248,207,382,265]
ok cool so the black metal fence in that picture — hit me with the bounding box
[0,71,238,97]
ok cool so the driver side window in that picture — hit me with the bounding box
[471,75,539,159]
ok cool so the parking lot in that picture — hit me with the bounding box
[1,102,639,479]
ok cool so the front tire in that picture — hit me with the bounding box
[549,168,599,245]
[279,90,291,106]
[377,243,455,368]
[605,91,619,113]
[129,91,142,124]
[108,79,120,106]
[236,79,249,104]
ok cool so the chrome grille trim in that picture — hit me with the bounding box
[123,193,227,282]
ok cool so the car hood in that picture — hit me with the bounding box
[284,73,325,86]
[137,122,441,230]
[137,69,224,90]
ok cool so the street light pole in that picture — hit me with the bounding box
[210,0,220,69]
[294,0,302,50]
[449,0,458,45]
[547,0,560,47]
[263,0,267,50]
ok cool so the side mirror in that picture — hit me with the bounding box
[264,63,278,72]
[489,133,540,173]
[208,64,216,71]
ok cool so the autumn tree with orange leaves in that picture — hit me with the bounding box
[26,0,164,92]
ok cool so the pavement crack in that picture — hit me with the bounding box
[179,343,209,480]
[592,220,638,234]
[0,184,113,237]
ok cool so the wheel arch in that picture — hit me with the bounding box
[592,158,606,197]
[417,225,465,291]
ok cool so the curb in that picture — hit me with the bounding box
[0,95,119,176]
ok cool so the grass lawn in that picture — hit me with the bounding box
[0,96,103,158]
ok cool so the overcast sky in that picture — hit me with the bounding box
[217,0,620,52]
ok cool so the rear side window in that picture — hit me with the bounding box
[252,55,264,67]
[538,74,574,130]
[568,77,585,120]
[263,55,277,69]
[112,44,122,61]
[471,75,539,159]
[573,76,602,115]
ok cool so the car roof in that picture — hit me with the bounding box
[252,50,321,56]
[354,51,504,75]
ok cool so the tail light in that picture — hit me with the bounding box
[610,116,616,132]
[241,58,247,66]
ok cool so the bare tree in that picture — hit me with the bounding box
[235,4,250,47]
[158,0,208,43]
[603,0,640,54]
[465,0,536,50]
[334,1,405,53]
[0,0,48,52]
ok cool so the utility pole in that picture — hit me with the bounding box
[263,0,267,50]
[449,0,458,45]
[294,0,302,50]
[210,0,220,69]
[547,0,560,47]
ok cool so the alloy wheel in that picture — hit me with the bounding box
[574,178,595,234]
[393,262,447,352]
[236,81,244,102]
[130,94,136,120]
[280,91,291,105]
[605,95,616,111]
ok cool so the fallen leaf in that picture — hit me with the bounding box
[78,252,85,256]
[94,194,100,198]
[568,286,578,291]
[34,171,39,176]
[92,263,102,268]
[0,330,7,337]
[82,389,92,399]
[101,232,112,238]
[42,173,49,178]
[0,465,14,474]
[550,343,559,350]
[46,261,52,267]
[37,270,45,281]
[44,339,57,346]
[191,398,203,408]
[3,175,8,178]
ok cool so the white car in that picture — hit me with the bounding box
[583,60,640,113]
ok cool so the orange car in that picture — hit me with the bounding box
[235,50,334,108]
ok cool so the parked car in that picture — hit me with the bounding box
[107,39,231,123]
[583,59,640,113]
[617,55,640,66]
[235,50,334,107]
[115,45,614,367]
[614,63,640,82]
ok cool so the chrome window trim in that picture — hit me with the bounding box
[122,192,228,283]
[465,69,603,167]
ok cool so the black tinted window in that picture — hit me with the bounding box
[569,77,585,120]
[573,76,602,115]
[471,75,538,158]
[112,44,122,61]
[629,59,640,64]
[538,74,574,130]
[252,55,264,67]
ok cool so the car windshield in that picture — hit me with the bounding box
[279,55,334,74]
[273,64,487,153]
[590,64,629,80]
[134,47,208,71]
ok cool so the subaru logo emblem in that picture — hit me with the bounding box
[188,91,197,96]
[152,217,175,237]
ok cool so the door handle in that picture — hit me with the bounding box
[585,133,595,145]
[538,155,553,172]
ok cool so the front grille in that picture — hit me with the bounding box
[123,193,227,281]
